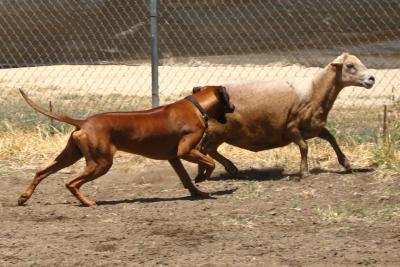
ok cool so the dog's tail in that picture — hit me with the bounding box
[19,89,84,128]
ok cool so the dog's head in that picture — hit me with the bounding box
[192,86,235,124]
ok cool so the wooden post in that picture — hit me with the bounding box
[391,86,395,104]
[383,105,387,143]
[49,101,55,135]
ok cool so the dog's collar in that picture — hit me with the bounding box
[185,95,209,128]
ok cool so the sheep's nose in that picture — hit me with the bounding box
[368,75,375,83]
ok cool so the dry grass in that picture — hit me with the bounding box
[1,124,398,177]
[218,140,377,173]
[316,203,400,223]
[0,126,68,171]
[0,126,150,175]
[315,204,366,223]
[1,101,399,175]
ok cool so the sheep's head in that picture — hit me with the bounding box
[331,53,375,89]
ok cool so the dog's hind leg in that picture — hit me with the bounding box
[18,134,83,206]
[65,131,114,206]
[168,157,209,197]
[65,159,112,206]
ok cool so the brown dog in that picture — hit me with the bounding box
[18,86,235,206]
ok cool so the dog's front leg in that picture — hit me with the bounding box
[176,132,216,183]
[168,158,209,197]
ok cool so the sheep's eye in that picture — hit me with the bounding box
[346,63,354,69]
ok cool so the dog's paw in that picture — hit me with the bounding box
[82,200,97,207]
[17,194,30,206]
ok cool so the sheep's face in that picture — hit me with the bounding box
[331,54,375,89]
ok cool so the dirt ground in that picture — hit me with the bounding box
[1,160,400,266]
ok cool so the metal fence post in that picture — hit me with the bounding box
[150,0,159,107]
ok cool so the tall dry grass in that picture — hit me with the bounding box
[0,124,398,176]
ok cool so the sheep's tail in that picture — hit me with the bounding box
[19,89,84,128]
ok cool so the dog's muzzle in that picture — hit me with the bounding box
[225,103,235,113]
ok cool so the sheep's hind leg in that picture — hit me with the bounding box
[319,128,351,172]
[288,129,309,178]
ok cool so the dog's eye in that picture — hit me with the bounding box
[346,63,354,69]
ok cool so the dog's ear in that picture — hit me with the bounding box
[217,86,235,113]
[192,86,202,94]
[217,86,230,103]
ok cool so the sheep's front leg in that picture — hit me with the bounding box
[208,149,239,176]
[198,140,239,178]
[319,128,351,171]
[288,128,309,178]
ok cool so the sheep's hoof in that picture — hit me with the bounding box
[290,176,301,182]
[339,158,352,170]
[195,174,207,183]
[343,162,352,173]
[300,171,311,178]
[344,167,353,173]
[225,165,239,176]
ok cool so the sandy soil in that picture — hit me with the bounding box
[0,63,398,109]
[1,160,400,266]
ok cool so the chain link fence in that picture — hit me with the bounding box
[0,0,399,134]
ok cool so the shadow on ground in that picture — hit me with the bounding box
[211,167,289,181]
[210,166,375,181]
[96,188,238,206]
[310,167,375,175]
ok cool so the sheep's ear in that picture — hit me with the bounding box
[331,52,348,66]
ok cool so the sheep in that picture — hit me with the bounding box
[195,53,375,181]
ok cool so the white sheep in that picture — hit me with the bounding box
[195,53,375,181]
